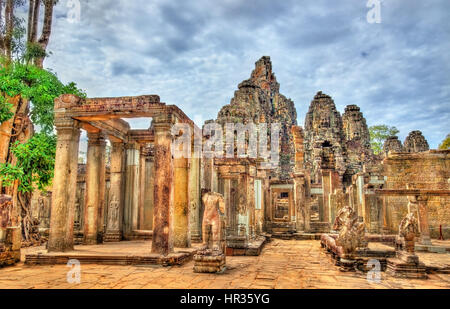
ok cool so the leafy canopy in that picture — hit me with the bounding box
[0,59,85,132]
[439,134,450,150]
[0,58,85,192]
[369,125,400,155]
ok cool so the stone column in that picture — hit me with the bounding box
[83,132,106,245]
[151,116,174,255]
[174,156,190,248]
[189,156,201,242]
[48,118,81,252]
[139,146,154,231]
[123,142,140,238]
[321,170,331,223]
[139,145,147,230]
[416,196,432,245]
[104,141,125,242]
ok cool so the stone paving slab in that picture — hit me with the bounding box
[0,240,448,289]
[23,241,205,266]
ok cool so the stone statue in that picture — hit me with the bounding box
[336,207,366,258]
[108,197,120,231]
[201,192,226,253]
[0,195,12,231]
[194,192,227,273]
[398,213,419,253]
[333,205,354,232]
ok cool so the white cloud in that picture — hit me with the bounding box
[42,0,450,148]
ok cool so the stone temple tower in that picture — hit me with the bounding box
[304,91,347,184]
[383,136,404,155]
[216,56,298,180]
[342,104,373,175]
[403,130,430,153]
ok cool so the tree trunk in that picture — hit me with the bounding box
[1,95,38,244]
[36,0,54,68]
[4,0,14,62]
[27,0,40,45]
[1,0,56,245]
[0,0,4,56]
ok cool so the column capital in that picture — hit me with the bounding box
[54,117,80,131]
[125,141,140,150]
[152,113,176,132]
[87,131,107,141]
[140,144,154,157]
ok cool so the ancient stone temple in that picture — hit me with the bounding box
[304,92,347,185]
[212,57,307,242]
[403,130,430,153]
[342,104,373,176]
[216,56,297,180]
[383,136,404,155]
[20,56,449,284]
[44,94,202,259]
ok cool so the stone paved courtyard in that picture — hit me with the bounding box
[0,239,449,289]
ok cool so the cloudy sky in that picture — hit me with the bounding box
[25,0,450,148]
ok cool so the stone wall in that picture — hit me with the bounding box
[383,150,450,238]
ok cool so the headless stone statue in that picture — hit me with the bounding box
[201,192,226,253]
[194,192,227,273]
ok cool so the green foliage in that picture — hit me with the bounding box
[0,59,86,132]
[24,42,48,65]
[369,125,400,155]
[0,96,14,123]
[0,59,85,193]
[0,133,56,192]
[439,134,450,150]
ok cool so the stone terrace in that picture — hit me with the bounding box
[1,239,448,289]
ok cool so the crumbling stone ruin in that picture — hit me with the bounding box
[216,56,297,180]
[304,92,347,184]
[342,105,373,175]
[383,136,404,155]
[0,195,21,267]
[386,212,427,279]
[18,56,449,282]
[404,130,430,153]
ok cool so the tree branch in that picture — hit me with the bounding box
[29,0,40,44]
[36,0,53,67]
[4,0,13,61]
[0,0,4,56]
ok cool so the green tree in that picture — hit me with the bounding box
[0,60,85,242]
[438,134,450,150]
[369,125,400,155]
[0,0,67,243]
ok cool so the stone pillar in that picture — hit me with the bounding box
[83,132,106,245]
[321,170,331,223]
[356,174,365,222]
[174,157,190,248]
[48,118,81,252]
[139,146,147,230]
[123,142,140,237]
[416,196,432,245]
[104,141,125,242]
[189,156,201,242]
[151,116,174,255]
[139,146,154,231]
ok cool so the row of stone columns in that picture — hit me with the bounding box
[48,115,200,254]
